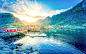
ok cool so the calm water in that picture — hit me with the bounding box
[10,28,86,54]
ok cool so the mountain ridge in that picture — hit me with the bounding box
[0,13,23,26]
[35,0,86,26]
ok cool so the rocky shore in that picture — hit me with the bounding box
[0,38,39,54]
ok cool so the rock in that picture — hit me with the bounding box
[0,45,9,50]
[15,43,23,46]
[0,40,14,54]
[39,52,42,54]
[2,48,10,51]
[0,42,5,45]
[0,49,13,54]
[4,42,9,45]
[0,39,5,45]
[9,43,17,50]
[16,46,22,49]
[19,49,23,52]
[0,51,10,54]
[0,39,5,42]
[14,49,31,54]
[29,50,34,53]
[30,47,33,50]
[0,38,36,54]
[26,47,33,50]
[30,52,39,54]
[14,51,24,54]
[23,49,27,51]
[14,49,19,51]
[35,49,38,51]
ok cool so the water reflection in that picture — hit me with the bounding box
[44,28,86,53]
[13,30,84,54]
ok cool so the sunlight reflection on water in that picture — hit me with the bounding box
[13,30,84,54]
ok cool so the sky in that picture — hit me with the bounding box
[0,0,82,22]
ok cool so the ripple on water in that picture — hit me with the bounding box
[13,36,84,54]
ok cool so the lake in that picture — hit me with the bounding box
[7,28,86,54]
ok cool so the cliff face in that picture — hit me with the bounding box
[0,13,23,25]
[36,0,86,26]
[65,0,86,25]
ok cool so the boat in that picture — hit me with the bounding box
[29,33,47,37]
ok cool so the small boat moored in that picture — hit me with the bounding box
[29,33,47,37]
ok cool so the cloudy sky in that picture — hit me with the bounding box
[0,0,82,22]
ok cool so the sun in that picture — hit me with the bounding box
[25,17,37,22]
[26,12,36,16]
[14,15,37,22]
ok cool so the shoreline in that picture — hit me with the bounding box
[0,38,39,54]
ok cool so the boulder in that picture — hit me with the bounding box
[9,43,17,50]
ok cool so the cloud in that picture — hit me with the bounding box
[0,0,71,22]
[48,8,71,17]
[1,0,5,1]
[32,16,47,19]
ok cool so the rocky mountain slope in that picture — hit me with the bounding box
[0,13,23,26]
[36,0,86,26]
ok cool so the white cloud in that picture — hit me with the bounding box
[48,8,71,17]
[0,0,71,22]
[1,0,5,1]
[17,0,25,4]
[10,2,13,4]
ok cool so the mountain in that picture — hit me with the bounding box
[22,20,29,25]
[33,19,43,25]
[36,0,86,26]
[21,19,43,26]
[0,13,23,26]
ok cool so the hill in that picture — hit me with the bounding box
[0,13,24,27]
[36,0,86,26]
